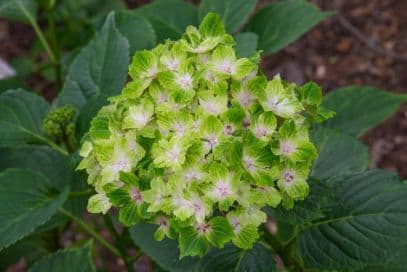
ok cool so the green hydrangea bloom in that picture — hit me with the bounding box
[78,13,334,258]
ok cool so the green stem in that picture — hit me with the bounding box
[34,134,69,156]
[15,0,56,64]
[46,10,62,90]
[58,208,121,257]
[69,189,93,198]
[127,252,142,263]
[261,225,303,271]
[258,240,275,253]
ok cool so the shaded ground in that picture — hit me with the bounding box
[1,0,406,271]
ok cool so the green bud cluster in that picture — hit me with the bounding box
[43,105,76,147]
[78,13,334,257]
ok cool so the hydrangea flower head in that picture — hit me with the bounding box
[78,13,334,257]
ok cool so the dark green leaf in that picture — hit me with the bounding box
[360,245,407,272]
[199,0,257,33]
[0,169,69,249]
[311,126,369,180]
[0,145,73,188]
[0,236,48,271]
[115,11,156,55]
[11,56,36,78]
[234,32,258,58]
[245,0,332,54]
[0,0,37,24]
[297,170,407,271]
[134,0,198,42]
[322,86,407,137]
[197,243,275,272]
[0,146,87,231]
[29,242,95,272]
[130,223,199,272]
[55,12,129,111]
[0,89,50,147]
[0,78,28,94]
[54,0,125,22]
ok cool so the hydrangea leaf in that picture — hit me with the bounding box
[134,0,198,42]
[0,89,50,147]
[199,0,257,33]
[0,236,48,271]
[322,86,407,137]
[245,0,332,54]
[234,32,258,58]
[56,12,129,111]
[0,169,69,249]
[0,0,37,24]
[311,125,369,179]
[298,170,407,271]
[115,11,156,55]
[0,146,87,231]
[197,243,276,272]
[29,242,95,272]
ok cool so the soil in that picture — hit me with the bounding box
[0,0,406,271]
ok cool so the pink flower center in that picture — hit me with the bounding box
[130,188,143,204]
[242,117,251,128]
[146,67,157,78]
[216,182,230,198]
[177,74,193,89]
[206,135,218,149]
[255,126,268,138]
[282,170,295,184]
[185,170,199,182]
[195,223,212,234]
[230,218,241,233]
[243,156,256,172]
[267,97,279,111]
[224,124,234,135]
[218,61,233,74]
[280,141,296,155]
[166,59,179,70]
[238,91,253,107]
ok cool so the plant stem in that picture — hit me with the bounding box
[103,215,135,272]
[34,134,69,155]
[58,208,121,257]
[127,252,142,263]
[46,10,62,90]
[47,140,69,155]
[15,0,56,64]
[69,189,94,198]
